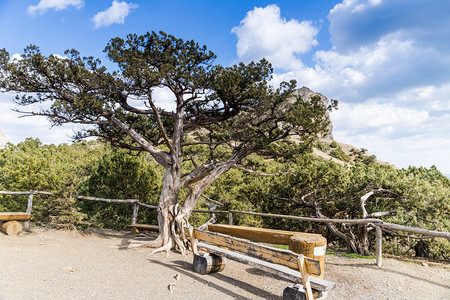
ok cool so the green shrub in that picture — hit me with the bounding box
[329,148,351,162]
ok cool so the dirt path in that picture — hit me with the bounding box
[0,228,449,300]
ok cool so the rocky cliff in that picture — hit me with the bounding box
[291,86,334,139]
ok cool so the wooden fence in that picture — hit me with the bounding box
[1,190,449,267]
[0,190,53,227]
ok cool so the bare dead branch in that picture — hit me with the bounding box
[201,194,224,207]
[367,211,397,218]
[360,188,402,218]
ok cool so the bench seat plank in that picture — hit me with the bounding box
[198,242,336,292]
[208,224,322,245]
[0,212,31,222]
[127,224,159,234]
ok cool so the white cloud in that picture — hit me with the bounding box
[234,2,450,173]
[0,93,78,145]
[331,93,450,172]
[269,34,449,103]
[126,87,176,112]
[331,101,429,137]
[91,1,138,29]
[27,0,84,16]
[11,53,22,61]
[232,5,319,69]
[333,128,450,172]
[152,87,176,112]
[328,0,450,52]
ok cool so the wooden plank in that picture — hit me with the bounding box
[229,210,382,224]
[0,212,31,222]
[198,242,336,292]
[131,202,139,225]
[188,226,199,255]
[0,190,52,196]
[0,191,32,195]
[74,195,138,204]
[381,223,450,239]
[290,234,327,279]
[298,255,313,300]
[127,224,159,230]
[376,225,383,267]
[208,224,326,278]
[190,228,321,276]
[207,224,321,245]
[136,202,158,209]
[127,224,159,235]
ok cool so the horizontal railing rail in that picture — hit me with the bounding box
[1,190,448,267]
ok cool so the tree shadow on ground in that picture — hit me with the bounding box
[327,261,449,289]
[149,258,282,299]
[73,228,158,251]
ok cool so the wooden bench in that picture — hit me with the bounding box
[208,224,328,279]
[0,212,31,235]
[185,227,336,300]
[127,224,159,235]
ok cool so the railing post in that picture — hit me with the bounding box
[376,225,383,267]
[228,211,233,225]
[23,191,34,228]
[131,201,139,225]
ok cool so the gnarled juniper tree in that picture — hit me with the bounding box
[0,31,335,254]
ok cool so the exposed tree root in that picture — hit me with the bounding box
[171,207,188,256]
[148,237,173,257]
[129,205,191,256]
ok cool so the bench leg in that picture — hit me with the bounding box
[193,253,226,275]
[0,221,23,236]
[283,284,328,300]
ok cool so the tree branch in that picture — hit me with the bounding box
[14,109,110,125]
[181,140,228,147]
[117,93,176,117]
[110,114,170,167]
[145,96,174,153]
[360,188,401,218]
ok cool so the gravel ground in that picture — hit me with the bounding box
[0,227,449,300]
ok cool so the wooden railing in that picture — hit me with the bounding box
[1,190,449,267]
[0,190,53,227]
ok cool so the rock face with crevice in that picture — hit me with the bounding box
[292,87,334,139]
[292,88,394,168]
[0,129,7,148]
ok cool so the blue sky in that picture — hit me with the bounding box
[0,0,449,174]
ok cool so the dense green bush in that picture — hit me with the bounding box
[78,148,163,229]
[1,138,448,260]
[241,156,449,260]
[0,139,104,225]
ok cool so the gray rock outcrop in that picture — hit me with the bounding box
[291,87,334,139]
